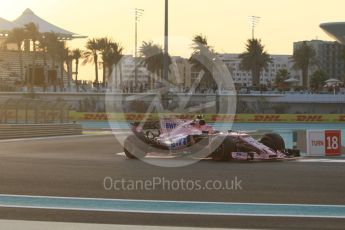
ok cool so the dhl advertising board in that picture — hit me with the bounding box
[68,112,345,123]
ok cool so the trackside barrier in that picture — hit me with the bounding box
[0,123,82,139]
[69,112,345,123]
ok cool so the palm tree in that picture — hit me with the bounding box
[96,37,112,85]
[140,41,170,89]
[275,69,289,89]
[192,34,209,48]
[71,48,83,92]
[63,47,73,91]
[189,34,216,89]
[6,27,26,85]
[239,39,271,87]
[103,42,124,88]
[140,41,163,74]
[140,41,160,88]
[24,22,40,88]
[44,32,60,91]
[25,22,40,51]
[38,32,61,91]
[292,41,316,88]
[57,41,66,91]
[83,38,100,90]
[310,69,327,91]
[38,33,49,91]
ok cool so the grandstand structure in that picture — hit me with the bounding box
[0,8,86,91]
[0,8,85,39]
[0,50,70,91]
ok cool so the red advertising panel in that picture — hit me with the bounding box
[325,130,341,156]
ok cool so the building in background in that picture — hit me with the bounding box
[170,56,191,89]
[116,55,191,91]
[112,55,149,90]
[293,40,345,80]
[118,54,294,91]
[218,53,295,87]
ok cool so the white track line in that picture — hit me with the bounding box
[297,159,345,163]
[0,220,239,230]
[0,132,128,143]
[117,152,345,163]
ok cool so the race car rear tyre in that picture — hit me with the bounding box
[123,135,148,159]
[260,133,285,151]
[211,136,236,161]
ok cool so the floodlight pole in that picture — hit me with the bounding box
[163,0,169,82]
[250,16,260,39]
[134,8,144,88]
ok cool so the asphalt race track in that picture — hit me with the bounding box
[0,134,344,229]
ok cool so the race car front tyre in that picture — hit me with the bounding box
[211,136,236,161]
[123,135,148,159]
[260,133,285,151]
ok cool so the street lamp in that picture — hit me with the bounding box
[134,8,144,87]
[249,16,260,39]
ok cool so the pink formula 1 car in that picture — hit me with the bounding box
[123,116,300,161]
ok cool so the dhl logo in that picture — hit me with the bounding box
[83,113,109,120]
[338,115,345,122]
[209,115,242,122]
[250,115,283,122]
[296,115,324,122]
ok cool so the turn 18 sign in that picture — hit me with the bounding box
[307,130,342,156]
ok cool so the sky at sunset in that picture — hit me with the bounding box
[1,0,345,80]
